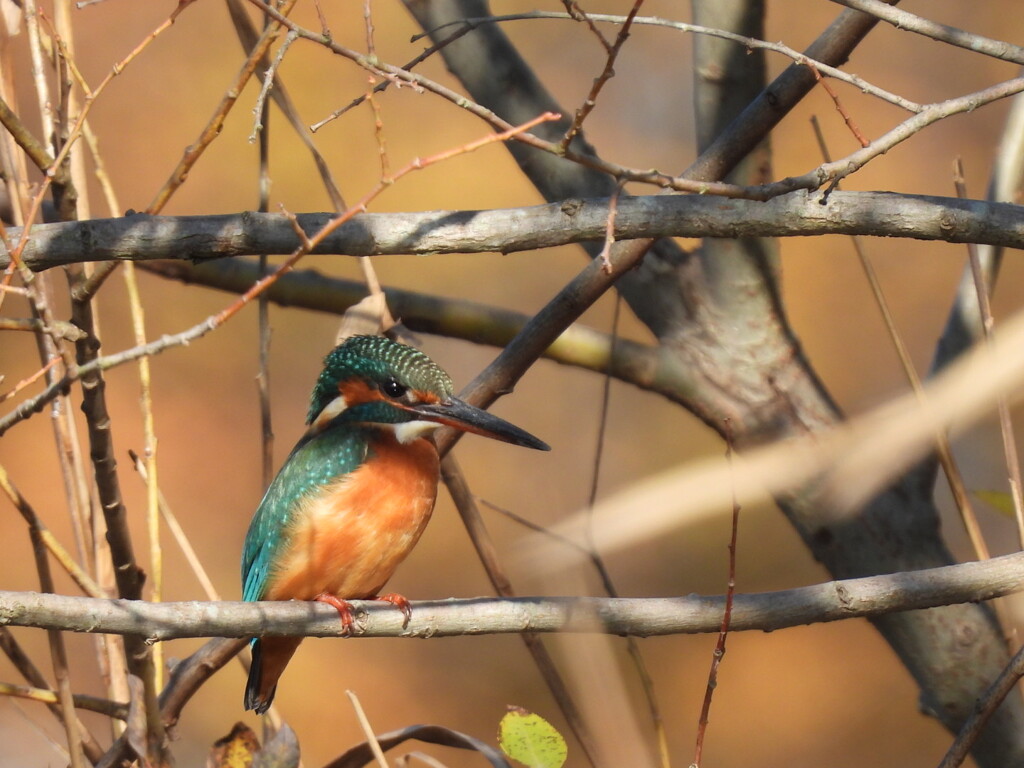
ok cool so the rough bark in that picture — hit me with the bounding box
[7,191,1024,270]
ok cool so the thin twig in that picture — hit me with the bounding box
[224,0,345,209]
[355,0,396,334]
[580,293,670,768]
[765,75,1024,201]
[810,118,990,562]
[23,0,55,168]
[255,6,275,492]
[312,0,331,37]
[26,501,86,768]
[0,26,195,682]
[258,5,1024,202]
[0,682,128,720]
[0,629,105,763]
[147,0,296,214]
[310,24,466,132]
[0,464,105,598]
[6,1,195,271]
[806,61,868,147]
[126,451,285,733]
[440,455,602,768]
[128,451,219,601]
[249,30,297,143]
[249,0,746,199]
[561,0,612,51]
[828,0,1024,66]
[44,22,168,731]
[409,11,922,113]
[120,252,164,693]
[937,642,1024,768]
[98,638,249,768]
[477,497,592,555]
[0,95,73,188]
[954,158,1024,548]
[5,29,91,764]
[692,421,740,768]
[258,248,274,486]
[0,357,61,404]
[0,317,85,340]
[0,114,558,437]
[597,181,625,273]
[560,0,645,150]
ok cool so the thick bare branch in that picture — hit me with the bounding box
[1,551,1023,639]
[4,191,1024,271]
[138,259,701,416]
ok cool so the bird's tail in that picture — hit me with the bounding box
[245,637,302,714]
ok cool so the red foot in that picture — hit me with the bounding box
[314,593,357,636]
[377,592,412,628]
[314,592,413,632]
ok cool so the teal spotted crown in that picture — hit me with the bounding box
[307,335,455,424]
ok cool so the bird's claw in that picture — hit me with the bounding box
[377,592,413,628]
[314,592,357,636]
[314,592,412,632]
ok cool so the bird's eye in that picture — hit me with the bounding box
[382,379,407,399]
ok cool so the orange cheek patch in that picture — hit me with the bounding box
[412,389,441,405]
[339,378,383,407]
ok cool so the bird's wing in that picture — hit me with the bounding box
[241,428,369,603]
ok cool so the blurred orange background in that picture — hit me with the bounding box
[2,1,1024,766]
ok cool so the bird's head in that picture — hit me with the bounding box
[306,335,549,450]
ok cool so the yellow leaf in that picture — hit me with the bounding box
[207,722,260,768]
[498,706,567,768]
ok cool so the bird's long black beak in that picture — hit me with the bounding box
[411,397,550,451]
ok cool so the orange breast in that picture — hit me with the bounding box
[265,435,440,602]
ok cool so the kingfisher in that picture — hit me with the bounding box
[241,335,548,713]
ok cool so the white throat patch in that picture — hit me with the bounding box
[390,420,442,444]
[309,395,441,444]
